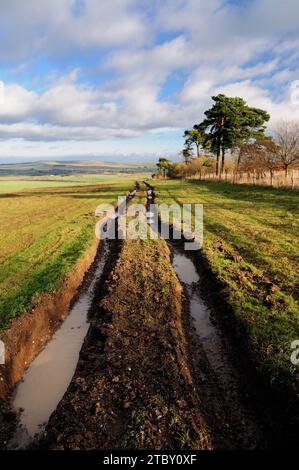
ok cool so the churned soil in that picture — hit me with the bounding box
[39,238,211,450]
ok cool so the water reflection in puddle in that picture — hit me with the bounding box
[8,243,109,449]
[172,249,238,389]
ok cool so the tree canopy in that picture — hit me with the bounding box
[156,157,171,178]
[188,94,270,175]
[183,127,207,158]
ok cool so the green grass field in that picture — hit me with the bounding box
[155,179,299,394]
[0,174,145,193]
[0,178,132,329]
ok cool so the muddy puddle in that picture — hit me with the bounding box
[8,241,110,450]
[171,244,267,448]
[172,250,239,387]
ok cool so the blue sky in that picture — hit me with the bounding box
[0,0,298,163]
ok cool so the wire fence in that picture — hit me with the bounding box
[190,169,299,190]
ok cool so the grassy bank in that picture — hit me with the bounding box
[0,180,132,329]
[154,180,299,395]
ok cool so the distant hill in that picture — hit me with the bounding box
[0,160,155,176]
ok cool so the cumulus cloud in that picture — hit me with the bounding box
[0,0,147,61]
[0,82,37,123]
[0,0,298,158]
[0,74,184,139]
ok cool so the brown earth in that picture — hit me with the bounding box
[39,238,211,450]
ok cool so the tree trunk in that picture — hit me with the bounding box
[215,134,221,176]
[216,151,220,176]
[234,145,244,183]
[237,147,242,170]
[196,143,200,158]
[220,145,225,175]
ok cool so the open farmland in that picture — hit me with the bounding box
[0,174,150,194]
[154,179,299,394]
[0,160,154,177]
[0,179,132,328]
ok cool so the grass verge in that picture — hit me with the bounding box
[154,179,299,397]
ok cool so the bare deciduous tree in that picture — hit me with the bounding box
[273,120,299,176]
[239,137,280,186]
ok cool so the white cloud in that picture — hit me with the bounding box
[0,0,147,61]
[0,71,186,136]
[0,82,37,122]
[212,80,299,124]
[0,0,299,158]
[0,122,142,141]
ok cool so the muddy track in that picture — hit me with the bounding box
[33,234,123,451]
[2,183,297,450]
[0,192,135,449]
[37,209,211,449]
[146,182,298,449]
